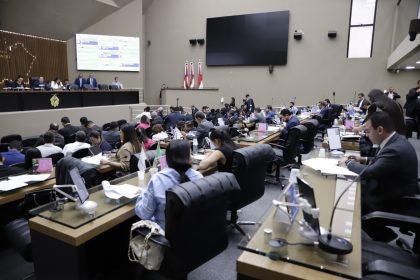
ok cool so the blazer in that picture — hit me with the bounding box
[74,78,86,89]
[347,133,418,214]
[196,120,214,148]
[87,77,97,88]
[58,124,81,143]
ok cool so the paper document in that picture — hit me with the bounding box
[192,154,206,161]
[82,153,104,165]
[112,184,142,199]
[9,174,51,183]
[0,180,28,192]
[302,158,357,176]
[267,126,279,132]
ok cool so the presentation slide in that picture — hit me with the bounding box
[76,34,140,71]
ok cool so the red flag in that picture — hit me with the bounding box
[183,61,189,89]
[197,60,203,89]
[189,62,195,88]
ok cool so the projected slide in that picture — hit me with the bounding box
[76,34,140,71]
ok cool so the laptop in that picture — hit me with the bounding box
[89,145,102,156]
[297,177,320,234]
[33,158,53,173]
[69,168,89,204]
[326,127,342,151]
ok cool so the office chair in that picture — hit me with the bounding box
[46,152,64,165]
[117,119,127,128]
[24,148,42,169]
[229,144,276,236]
[0,143,9,153]
[22,137,39,148]
[405,117,417,138]
[102,122,111,131]
[266,125,306,184]
[298,119,319,164]
[55,157,101,187]
[135,172,240,279]
[71,148,90,159]
[1,134,22,143]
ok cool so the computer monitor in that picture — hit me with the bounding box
[297,177,320,234]
[327,127,342,151]
[69,168,89,204]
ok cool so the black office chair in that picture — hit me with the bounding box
[267,125,306,184]
[55,157,101,188]
[298,119,319,164]
[117,119,128,128]
[1,134,22,143]
[22,137,40,148]
[0,143,9,153]
[405,117,417,138]
[71,148,90,159]
[24,147,42,169]
[102,122,111,131]
[229,144,276,236]
[135,172,240,279]
[46,152,64,165]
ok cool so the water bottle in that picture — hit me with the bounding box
[192,138,198,155]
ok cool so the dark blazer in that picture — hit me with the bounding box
[369,97,405,135]
[347,133,418,214]
[87,77,97,88]
[245,98,255,112]
[164,112,184,129]
[59,124,81,143]
[195,120,214,148]
[404,87,419,118]
[281,115,300,140]
[74,78,86,89]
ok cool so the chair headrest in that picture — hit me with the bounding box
[233,144,276,168]
[167,172,240,207]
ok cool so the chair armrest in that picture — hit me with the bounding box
[135,228,171,248]
[362,211,420,230]
[269,143,286,150]
[363,259,420,280]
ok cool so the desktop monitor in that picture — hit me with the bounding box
[297,177,320,234]
[327,127,342,151]
[69,168,89,204]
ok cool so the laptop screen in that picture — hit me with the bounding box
[327,127,342,151]
[89,145,102,156]
[69,168,89,204]
[297,177,320,234]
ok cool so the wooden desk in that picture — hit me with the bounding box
[0,178,56,206]
[237,157,361,279]
[322,140,360,151]
[236,131,281,148]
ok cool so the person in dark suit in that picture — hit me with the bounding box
[102,121,121,148]
[59,116,81,144]
[385,87,401,101]
[87,74,97,88]
[356,93,367,113]
[74,74,86,89]
[344,111,418,216]
[404,80,420,136]
[32,76,47,89]
[193,111,214,148]
[35,122,65,148]
[243,94,255,113]
[164,107,184,129]
[280,108,300,140]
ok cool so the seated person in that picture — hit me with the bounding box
[35,123,65,148]
[289,101,298,115]
[62,131,91,156]
[136,115,150,130]
[50,77,63,89]
[89,130,112,152]
[265,105,276,122]
[111,76,123,89]
[136,128,155,150]
[0,156,25,178]
[198,128,239,172]
[279,109,300,140]
[191,111,214,148]
[102,121,121,147]
[342,112,418,215]
[0,141,25,166]
[100,124,142,173]
[135,140,203,229]
[33,76,47,89]
[150,111,163,125]
[36,131,63,157]
[13,76,25,88]
[59,116,81,143]
[252,107,266,123]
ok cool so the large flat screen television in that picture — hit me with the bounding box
[76,34,140,71]
[206,11,289,66]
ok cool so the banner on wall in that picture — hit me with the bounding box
[197,59,203,89]
[189,61,195,88]
[183,61,189,89]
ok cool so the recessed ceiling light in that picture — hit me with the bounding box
[416,61,420,64]
[405,66,415,70]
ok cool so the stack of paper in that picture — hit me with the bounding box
[104,183,142,199]
[0,173,51,192]
[82,153,104,165]
[302,158,357,176]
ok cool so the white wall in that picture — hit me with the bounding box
[144,0,419,108]
[67,0,144,91]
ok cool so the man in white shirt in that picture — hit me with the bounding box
[36,132,63,157]
[62,131,90,156]
[111,76,123,89]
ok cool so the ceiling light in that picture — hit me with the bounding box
[405,66,415,70]
[416,61,420,64]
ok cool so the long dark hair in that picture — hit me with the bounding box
[166,140,192,183]
[121,123,141,153]
[210,128,235,147]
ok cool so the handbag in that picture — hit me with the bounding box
[128,220,166,270]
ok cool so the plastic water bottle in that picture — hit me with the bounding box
[192,138,198,155]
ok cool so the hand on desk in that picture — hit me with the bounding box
[100,158,111,165]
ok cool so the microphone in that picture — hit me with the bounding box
[332,92,336,104]
[318,162,371,255]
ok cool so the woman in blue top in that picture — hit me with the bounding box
[135,140,202,230]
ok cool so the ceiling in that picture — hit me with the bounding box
[0,0,135,41]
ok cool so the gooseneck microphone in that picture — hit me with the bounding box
[332,92,336,104]
[318,162,370,255]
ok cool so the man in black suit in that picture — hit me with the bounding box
[58,117,80,144]
[244,94,255,113]
[164,107,184,129]
[356,93,367,113]
[385,87,401,101]
[192,111,214,148]
[343,111,418,215]
[87,73,98,88]
[404,80,420,137]
[74,74,86,89]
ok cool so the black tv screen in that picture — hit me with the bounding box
[206,11,289,66]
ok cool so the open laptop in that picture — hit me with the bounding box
[326,127,342,151]
[89,145,102,156]
[297,177,320,235]
[69,168,89,204]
